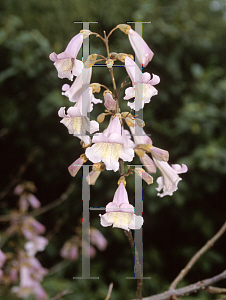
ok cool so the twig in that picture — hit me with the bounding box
[49,288,73,300]
[206,286,226,294]
[105,283,113,300]
[0,148,38,201]
[47,260,71,276]
[30,182,75,217]
[0,182,75,222]
[170,221,226,290]
[124,230,143,300]
[140,270,226,300]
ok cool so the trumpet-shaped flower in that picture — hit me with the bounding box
[124,56,160,110]
[58,104,99,145]
[100,183,143,231]
[62,66,92,103]
[153,156,188,197]
[49,33,83,80]
[85,117,134,172]
[128,29,154,67]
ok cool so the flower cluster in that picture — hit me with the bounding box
[0,182,48,300]
[50,24,188,231]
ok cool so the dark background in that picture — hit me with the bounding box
[0,0,226,299]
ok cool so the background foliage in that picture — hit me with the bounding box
[0,0,226,299]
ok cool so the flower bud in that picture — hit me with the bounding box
[134,168,153,185]
[109,52,118,59]
[136,118,145,128]
[106,59,114,68]
[135,149,145,157]
[90,83,101,93]
[125,117,134,127]
[117,176,126,186]
[116,53,134,63]
[80,29,91,39]
[97,113,105,123]
[121,112,133,118]
[84,54,97,68]
[117,24,131,34]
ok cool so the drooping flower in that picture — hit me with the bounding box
[130,124,188,196]
[128,29,154,67]
[58,104,99,145]
[62,65,92,103]
[99,183,143,231]
[153,158,188,197]
[68,155,87,177]
[49,33,83,80]
[124,56,160,110]
[85,116,134,172]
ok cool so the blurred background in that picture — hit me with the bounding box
[0,0,226,299]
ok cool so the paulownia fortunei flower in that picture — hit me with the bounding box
[85,116,134,172]
[124,56,160,110]
[49,32,83,80]
[99,183,143,231]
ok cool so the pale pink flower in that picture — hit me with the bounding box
[104,92,116,111]
[90,228,107,251]
[62,66,92,103]
[60,241,79,261]
[58,104,99,145]
[68,156,86,177]
[140,153,156,174]
[85,117,134,172]
[124,56,160,110]
[86,170,101,185]
[153,157,188,197]
[134,168,153,185]
[130,123,153,145]
[128,29,154,67]
[21,217,45,240]
[25,236,48,256]
[0,249,6,268]
[99,183,143,231]
[49,33,83,80]
[14,183,41,210]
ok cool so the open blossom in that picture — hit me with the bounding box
[49,32,83,80]
[62,66,92,103]
[100,183,143,231]
[130,124,188,196]
[85,116,134,172]
[12,252,48,300]
[124,56,160,110]
[58,104,99,145]
[128,28,154,67]
[25,236,48,257]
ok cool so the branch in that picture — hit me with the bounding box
[49,288,73,300]
[0,148,38,201]
[105,283,113,300]
[30,182,75,217]
[141,270,226,300]
[124,230,143,300]
[0,182,75,222]
[170,221,226,289]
